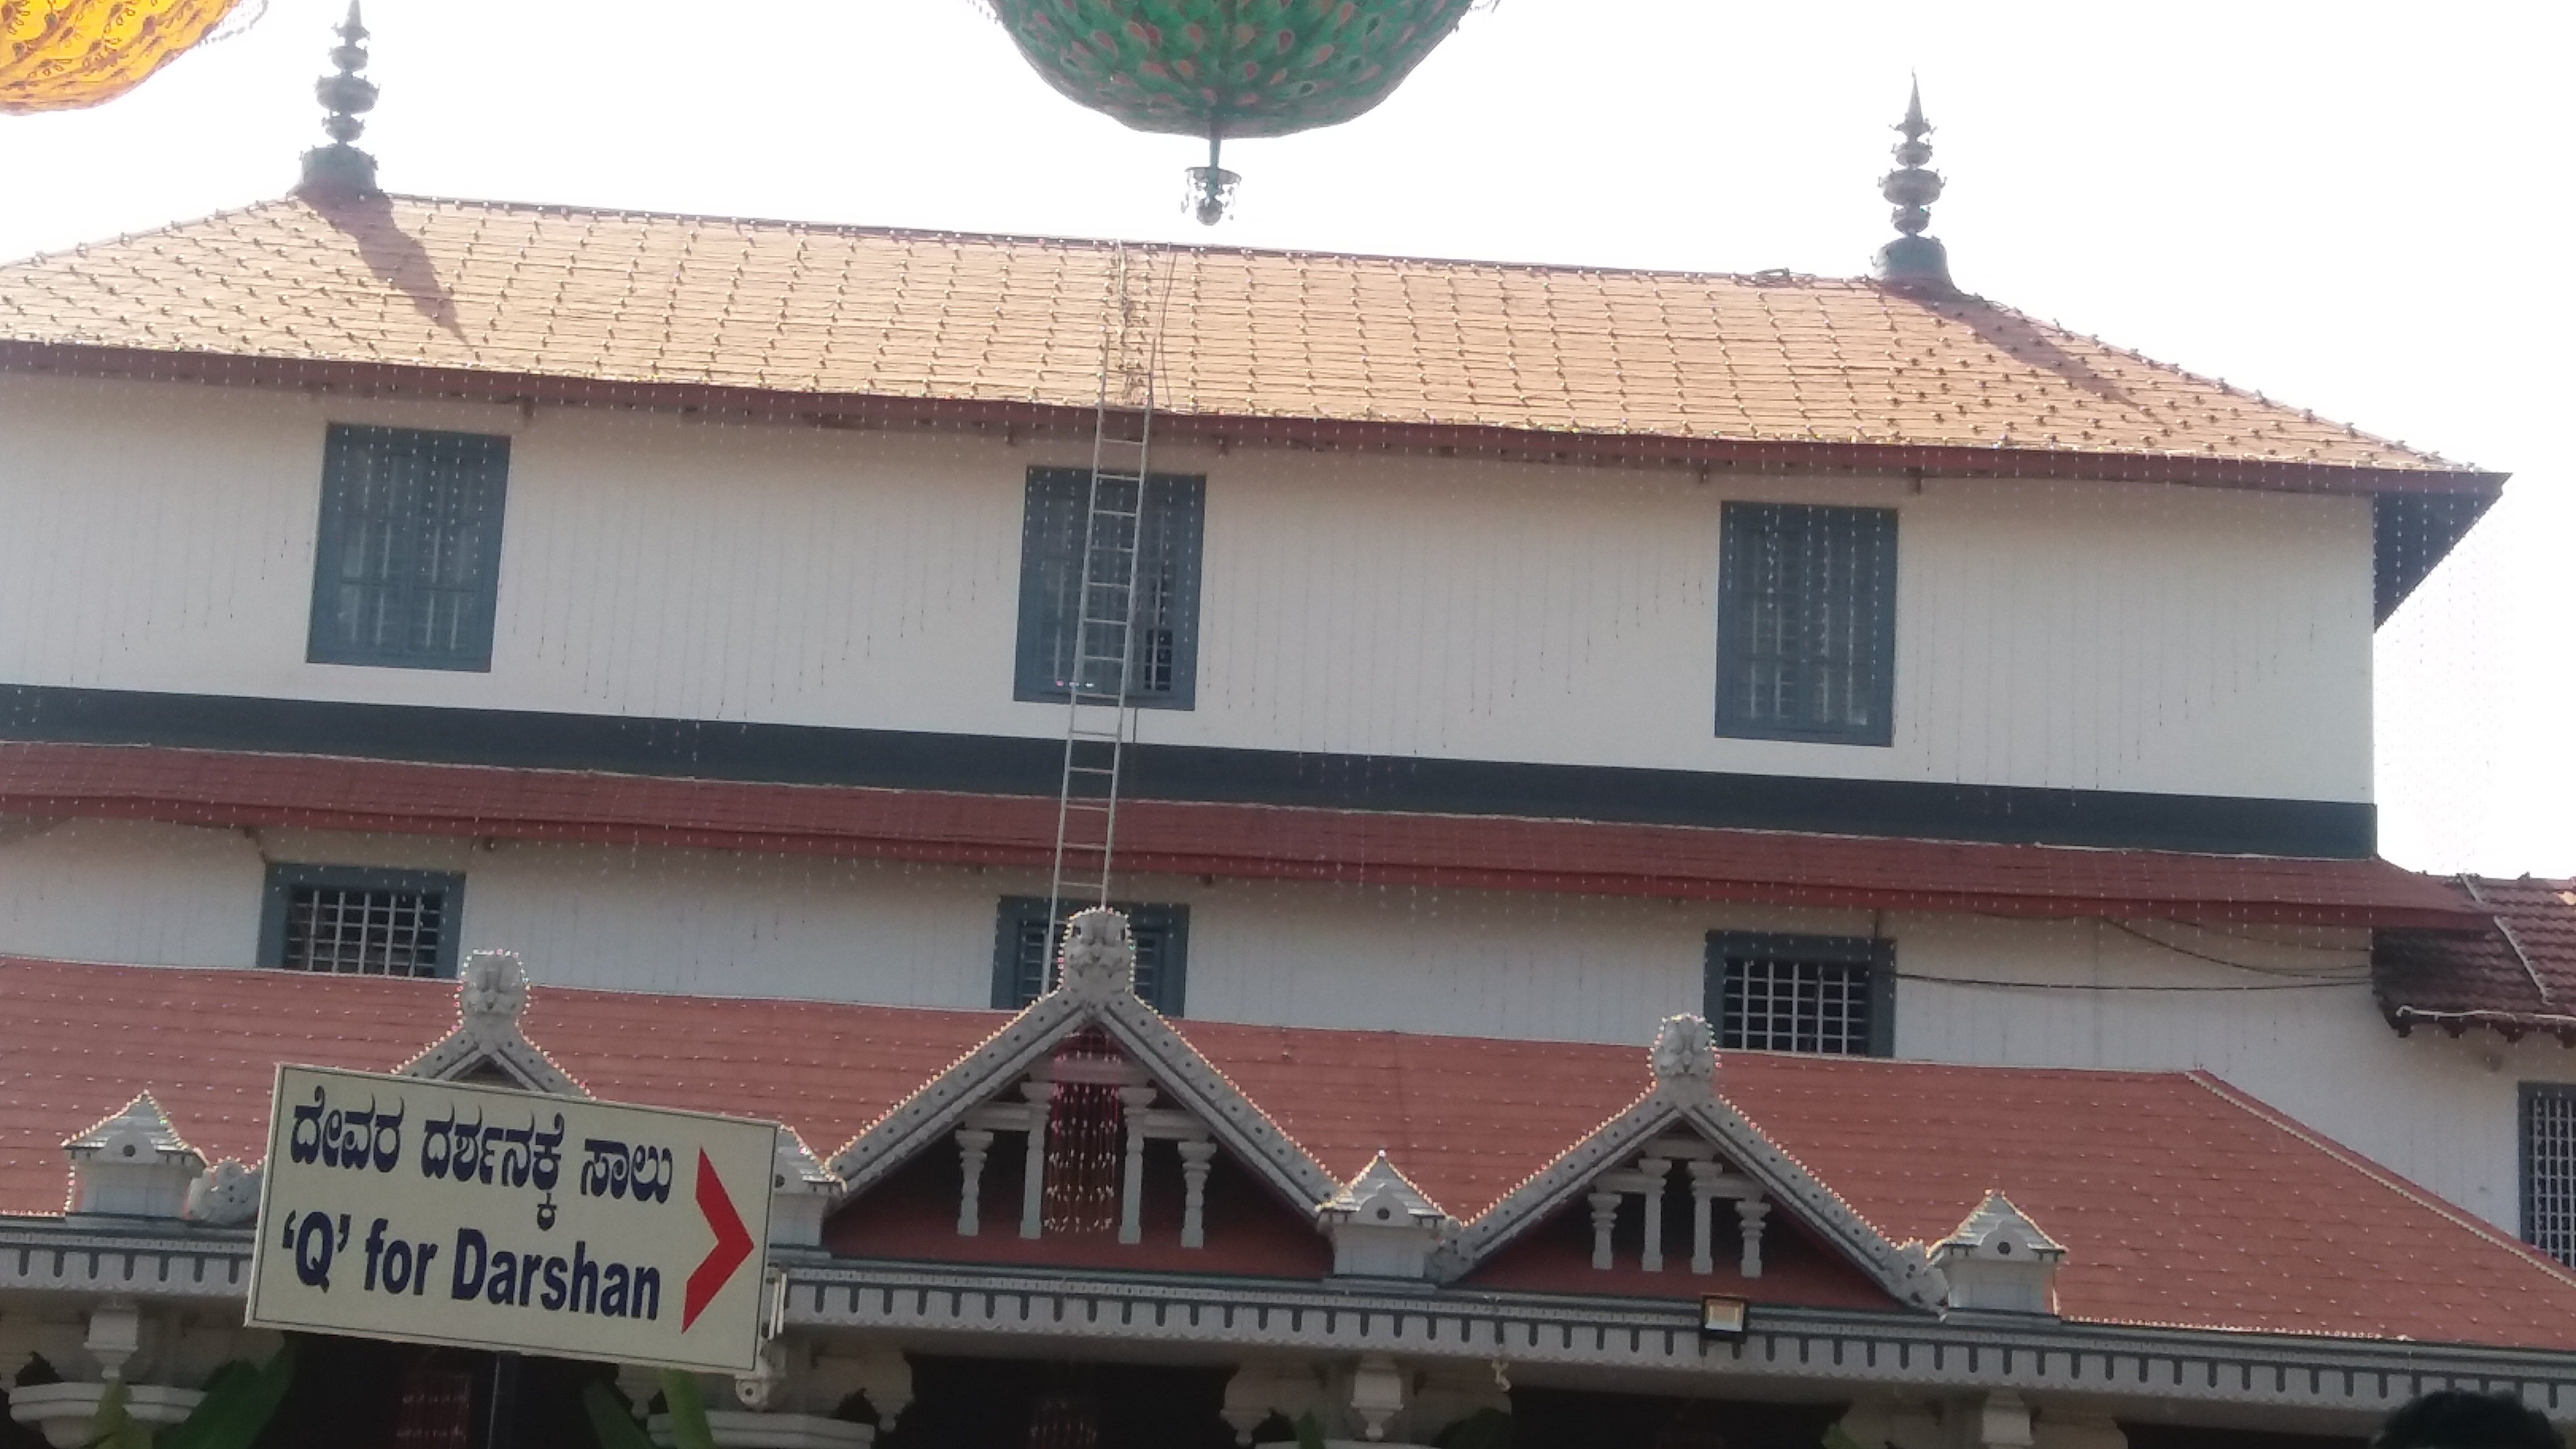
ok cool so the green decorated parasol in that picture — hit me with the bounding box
[987,0,1480,223]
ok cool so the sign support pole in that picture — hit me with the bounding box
[484,1351,522,1449]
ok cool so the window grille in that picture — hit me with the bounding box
[1716,502,1898,746]
[2524,1085,2576,1266]
[258,866,466,978]
[993,897,1189,1015]
[1707,932,1893,1056]
[1014,468,1205,709]
[308,423,511,671]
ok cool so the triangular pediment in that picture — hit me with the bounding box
[825,909,1339,1239]
[398,950,587,1097]
[1442,1017,1941,1307]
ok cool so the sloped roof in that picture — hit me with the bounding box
[0,742,2481,927]
[2376,876,2576,1042]
[0,192,2486,487]
[7,956,2575,1353]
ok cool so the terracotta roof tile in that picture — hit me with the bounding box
[0,742,2481,927]
[0,193,2471,478]
[2376,875,2576,1039]
[7,959,2576,1352]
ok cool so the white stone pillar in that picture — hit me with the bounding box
[1586,1190,1621,1271]
[86,1298,141,1383]
[1736,1196,1770,1279]
[1349,1355,1405,1443]
[1178,1138,1217,1249]
[1019,1081,1050,1240]
[1117,1086,1158,1245]
[955,1129,993,1237]
[1687,1162,1721,1275]
[1636,1158,1672,1272]
[1974,1390,2035,1448]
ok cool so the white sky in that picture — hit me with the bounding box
[4,0,2567,874]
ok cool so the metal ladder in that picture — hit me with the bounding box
[1045,245,1167,947]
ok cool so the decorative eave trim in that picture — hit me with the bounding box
[2384,1003,2576,1047]
[781,1259,2576,1417]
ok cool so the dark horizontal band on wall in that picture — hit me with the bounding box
[0,683,2374,857]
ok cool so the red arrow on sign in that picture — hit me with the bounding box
[683,1148,753,1330]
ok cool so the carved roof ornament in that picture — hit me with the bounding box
[1650,1014,1717,1095]
[1319,1153,1455,1281]
[1055,907,1137,1004]
[185,1158,261,1227]
[1871,77,1956,295]
[400,950,587,1096]
[1934,1190,2067,1315]
[461,948,530,1025]
[297,2,378,196]
[64,1093,205,1219]
[768,1129,842,1250]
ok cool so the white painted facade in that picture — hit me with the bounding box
[0,816,2539,1232]
[0,372,2374,802]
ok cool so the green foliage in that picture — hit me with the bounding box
[1820,1427,1876,1449]
[1432,1407,1515,1449]
[580,1380,656,1449]
[1294,1410,1327,1449]
[82,1378,150,1449]
[158,1339,298,1449]
[659,1370,716,1449]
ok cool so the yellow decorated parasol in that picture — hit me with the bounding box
[1,0,245,114]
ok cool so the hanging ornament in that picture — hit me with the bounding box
[1,0,246,114]
[1042,1026,1125,1234]
[1025,1388,1102,1449]
[983,0,1482,224]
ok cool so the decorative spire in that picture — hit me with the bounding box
[298,2,378,196]
[1871,77,1954,293]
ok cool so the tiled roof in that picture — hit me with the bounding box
[7,957,2575,1352]
[0,192,2485,485]
[2376,876,2576,1042]
[0,741,2482,927]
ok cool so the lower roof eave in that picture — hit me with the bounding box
[781,1257,2576,1413]
[0,739,2477,929]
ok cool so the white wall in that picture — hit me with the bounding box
[0,818,2540,1229]
[0,373,2375,803]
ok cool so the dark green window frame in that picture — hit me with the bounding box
[2522,1084,2576,1267]
[258,863,467,979]
[307,422,511,671]
[1705,930,1895,1057]
[1013,467,1205,710]
[1716,502,1898,746]
[992,897,1189,1016]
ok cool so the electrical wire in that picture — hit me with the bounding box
[1893,971,2369,993]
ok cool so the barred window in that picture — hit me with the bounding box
[308,423,511,671]
[993,897,1189,1015]
[1014,468,1205,710]
[2523,1085,2576,1266]
[1716,502,1898,746]
[1706,932,1894,1056]
[258,866,466,978]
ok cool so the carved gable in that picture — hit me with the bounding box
[1441,1015,1942,1307]
[827,909,1340,1267]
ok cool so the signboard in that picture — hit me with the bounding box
[246,1065,775,1373]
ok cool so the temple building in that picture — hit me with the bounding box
[0,16,2565,1449]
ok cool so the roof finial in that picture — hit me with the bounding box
[1871,75,1954,294]
[296,2,378,197]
